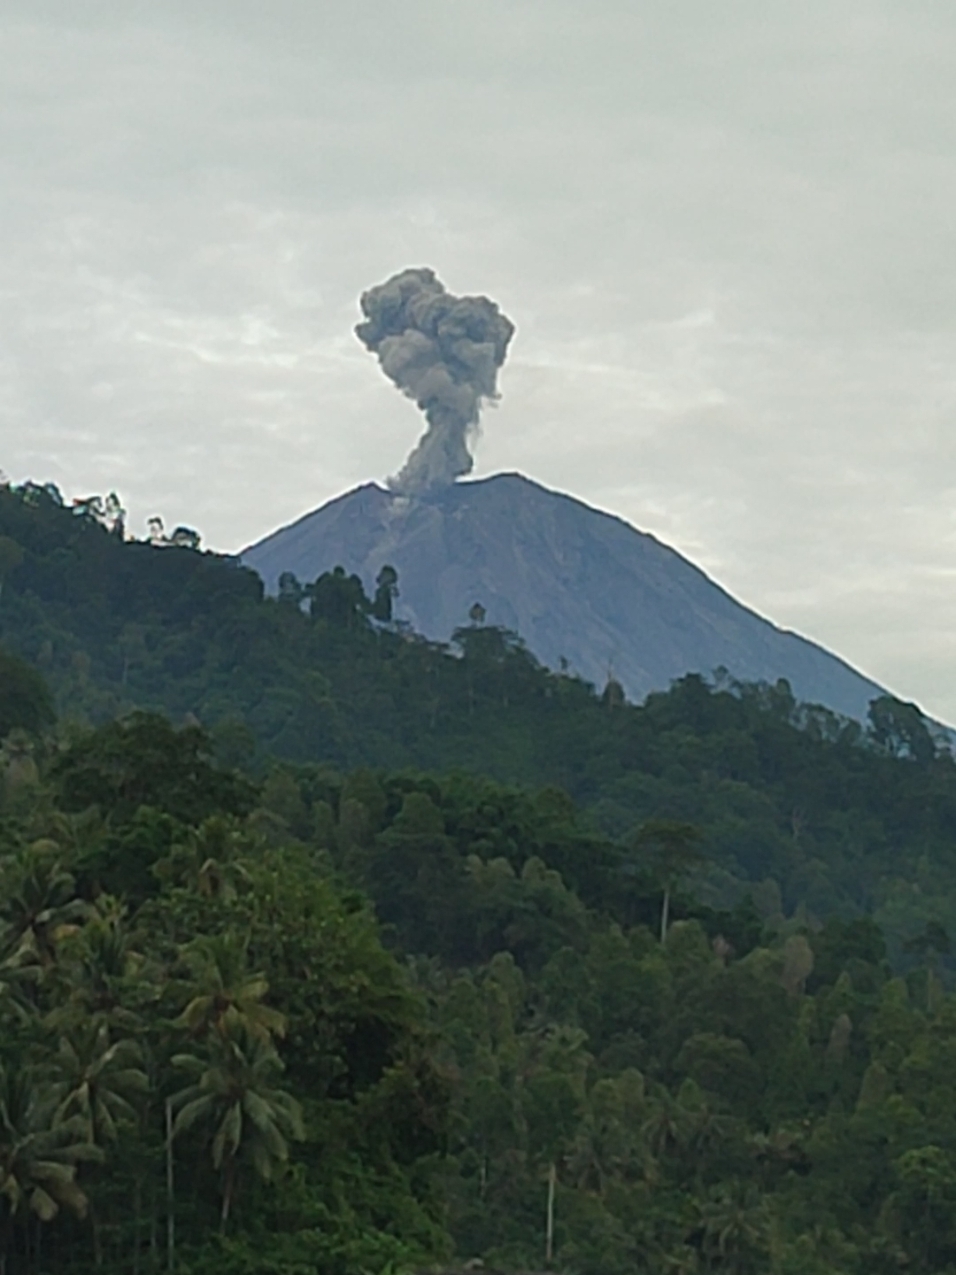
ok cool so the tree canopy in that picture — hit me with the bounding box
[1,480,956,1271]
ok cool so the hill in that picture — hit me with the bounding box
[5,479,956,1271]
[243,472,888,721]
[2,477,956,939]
[3,661,956,1274]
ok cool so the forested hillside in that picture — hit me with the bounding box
[2,657,956,1273]
[1,480,955,951]
[6,480,956,1271]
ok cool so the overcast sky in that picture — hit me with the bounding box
[3,0,956,718]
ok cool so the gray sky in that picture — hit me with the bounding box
[4,0,956,719]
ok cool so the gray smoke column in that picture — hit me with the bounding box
[355,267,515,495]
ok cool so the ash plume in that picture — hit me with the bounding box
[355,267,515,495]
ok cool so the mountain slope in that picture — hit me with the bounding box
[243,472,886,720]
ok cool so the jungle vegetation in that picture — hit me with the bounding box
[1,480,956,1272]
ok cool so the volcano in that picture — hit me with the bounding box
[241,472,886,720]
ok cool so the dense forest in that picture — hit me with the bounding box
[4,479,956,1272]
[2,480,956,951]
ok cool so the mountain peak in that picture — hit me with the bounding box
[242,472,885,720]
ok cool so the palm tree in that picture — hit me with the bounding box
[567,1078,629,1196]
[0,1060,99,1275]
[697,1183,769,1274]
[45,896,148,1036]
[661,1245,701,1275]
[169,1029,303,1233]
[629,820,704,942]
[153,816,250,901]
[0,953,39,1030]
[0,850,88,973]
[0,851,89,1036]
[641,1087,695,1164]
[44,1024,147,1268]
[46,1022,148,1148]
[172,934,285,1044]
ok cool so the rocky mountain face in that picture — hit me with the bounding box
[242,472,886,720]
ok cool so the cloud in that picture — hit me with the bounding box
[3,0,956,717]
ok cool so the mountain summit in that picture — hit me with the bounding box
[242,472,885,719]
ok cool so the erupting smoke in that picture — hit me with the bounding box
[355,267,515,495]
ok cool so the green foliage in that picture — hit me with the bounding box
[7,482,956,1271]
[1,707,956,1275]
[0,714,445,1274]
[0,1057,98,1228]
[5,479,956,961]
[52,711,256,830]
[171,1030,304,1231]
[0,648,54,740]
